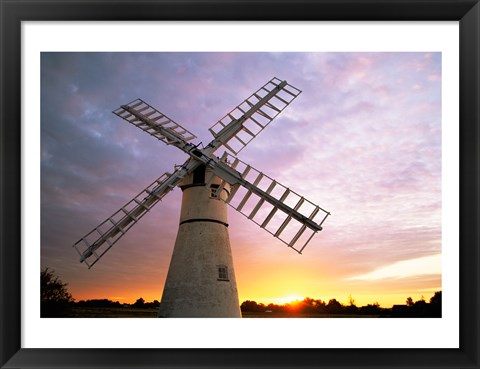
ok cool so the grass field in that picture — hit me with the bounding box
[69,306,159,318]
[67,307,382,318]
[241,312,382,318]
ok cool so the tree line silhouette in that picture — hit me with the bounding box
[40,268,161,317]
[41,267,441,318]
[75,297,160,309]
[240,292,442,317]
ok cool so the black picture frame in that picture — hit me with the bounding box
[1,1,479,368]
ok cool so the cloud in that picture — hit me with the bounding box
[346,254,441,281]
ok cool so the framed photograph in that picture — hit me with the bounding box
[1,0,479,368]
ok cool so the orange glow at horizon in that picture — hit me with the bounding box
[70,278,441,308]
[67,238,442,308]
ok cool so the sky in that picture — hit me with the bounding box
[41,52,442,308]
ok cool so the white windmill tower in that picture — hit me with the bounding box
[73,77,330,317]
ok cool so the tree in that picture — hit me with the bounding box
[241,300,264,313]
[144,299,161,308]
[359,302,382,316]
[314,299,328,314]
[406,297,414,306]
[429,291,442,317]
[41,267,74,317]
[345,295,359,314]
[76,299,120,308]
[267,303,283,313]
[299,298,319,314]
[326,299,343,314]
[133,297,145,308]
[430,291,441,305]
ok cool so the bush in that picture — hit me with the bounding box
[41,267,74,317]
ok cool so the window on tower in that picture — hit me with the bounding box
[210,184,220,199]
[217,265,229,281]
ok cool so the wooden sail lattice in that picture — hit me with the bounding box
[213,153,330,253]
[74,77,329,267]
[73,170,183,268]
[209,77,301,154]
[113,98,197,145]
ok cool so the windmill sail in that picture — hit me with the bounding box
[208,77,301,154]
[74,77,330,270]
[73,166,190,268]
[113,98,197,145]
[209,153,330,253]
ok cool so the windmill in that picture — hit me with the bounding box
[73,77,330,317]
